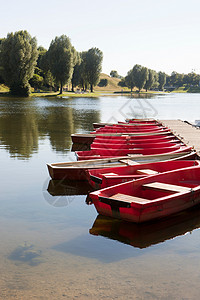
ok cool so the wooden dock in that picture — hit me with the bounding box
[161,120,200,154]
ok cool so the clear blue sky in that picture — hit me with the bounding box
[1,0,200,76]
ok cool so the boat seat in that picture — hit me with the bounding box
[136,169,159,175]
[119,159,140,166]
[143,182,191,193]
[109,193,151,204]
[102,172,118,177]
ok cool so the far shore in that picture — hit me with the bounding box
[1,85,200,98]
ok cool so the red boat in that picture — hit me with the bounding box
[94,125,165,132]
[47,151,196,181]
[90,140,182,150]
[87,160,200,189]
[127,119,160,124]
[93,127,170,134]
[93,135,178,144]
[76,146,191,160]
[93,121,163,129]
[71,131,174,145]
[89,165,200,223]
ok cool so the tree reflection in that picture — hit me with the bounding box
[0,97,100,159]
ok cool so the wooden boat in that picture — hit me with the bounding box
[90,140,182,150]
[89,207,200,248]
[75,146,191,160]
[92,135,180,144]
[93,127,169,134]
[93,121,163,129]
[47,150,197,181]
[126,119,160,124]
[95,124,164,131]
[89,165,200,223]
[71,131,173,145]
[87,160,200,189]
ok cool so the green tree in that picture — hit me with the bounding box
[29,74,44,90]
[85,48,103,92]
[125,68,135,92]
[47,35,77,94]
[0,30,38,96]
[132,64,148,92]
[158,71,166,90]
[98,78,108,87]
[118,78,126,87]
[144,69,158,91]
[71,52,81,92]
[110,70,119,78]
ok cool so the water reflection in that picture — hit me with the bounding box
[47,179,92,196]
[89,206,200,249]
[0,97,100,158]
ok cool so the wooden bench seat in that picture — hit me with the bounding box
[102,172,118,177]
[136,169,159,175]
[119,159,140,166]
[109,193,151,204]
[143,182,191,193]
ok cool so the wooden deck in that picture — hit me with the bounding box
[161,120,200,154]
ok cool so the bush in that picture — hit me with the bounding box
[98,78,108,87]
[10,82,31,97]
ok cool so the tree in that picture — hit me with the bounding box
[84,48,103,92]
[71,52,81,92]
[118,78,126,87]
[158,71,166,91]
[144,69,157,91]
[110,70,119,78]
[98,78,108,87]
[0,30,38,96]
[47,35,77,94]
[29,74,44,90]
[132,64,148,92]
[125,68,135,92]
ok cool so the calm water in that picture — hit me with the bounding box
[1,93,200,299]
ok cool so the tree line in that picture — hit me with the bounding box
[0,30,103,96]
[110,67,200,92]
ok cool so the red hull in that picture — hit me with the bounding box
[89,166,200,223]
[71,132,174,145]
[92,128,170,134]
[47,151,196,181]
[87,160,200,189]
[91,141,182,150]
[76,146,191,160]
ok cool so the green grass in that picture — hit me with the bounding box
[172,85,200,93]
[0,84,9,93]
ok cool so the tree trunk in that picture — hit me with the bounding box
[71,81,74,92]
[59,81,63,94]
[90,84,93,93]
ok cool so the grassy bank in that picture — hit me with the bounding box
[172,86,200,93]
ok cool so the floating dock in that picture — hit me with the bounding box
[161,120,200,154]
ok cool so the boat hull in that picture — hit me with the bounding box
[47,151,197,180]
[76,146,191,160]
[87,160,200,189]
[89,166,200,223]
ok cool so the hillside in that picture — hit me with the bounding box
[94,73,127,92]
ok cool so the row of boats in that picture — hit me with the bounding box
[47,118,200,224]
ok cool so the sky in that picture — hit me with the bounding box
[1,0,200,76]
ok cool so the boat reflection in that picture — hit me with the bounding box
[47,179,92,196]
[89,205,200,249]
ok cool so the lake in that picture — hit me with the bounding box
[0,93,200,299]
